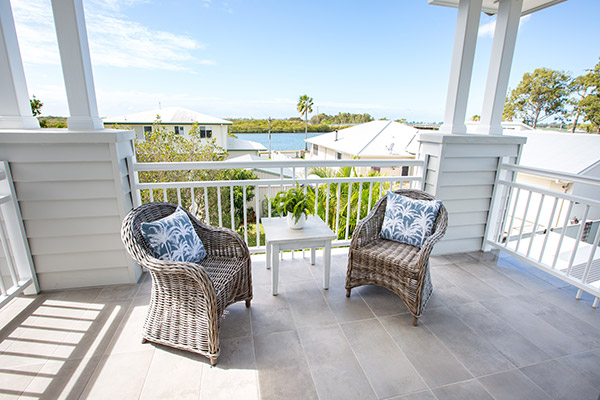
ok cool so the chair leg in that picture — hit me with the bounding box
[412,316,418,326]
[209,356,218,366]
[141,337,148,344]
[346,288,351,297]
[245,299,251,308]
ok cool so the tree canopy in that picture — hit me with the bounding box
[575,59,600,133]
[30,95,43,117]
[503,68,571,128]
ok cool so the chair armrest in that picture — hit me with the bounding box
[417,206,448,268]
[196,224,250,259]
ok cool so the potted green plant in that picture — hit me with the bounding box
[272,183,313,229]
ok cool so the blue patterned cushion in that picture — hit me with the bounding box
[141,207,206,263]
[380,192,441,248]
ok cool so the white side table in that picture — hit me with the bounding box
[262,216,336,295]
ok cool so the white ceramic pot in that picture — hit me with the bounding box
[286,213,307,229]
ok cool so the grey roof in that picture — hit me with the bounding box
[227,137,267,151]
[103,107,232,125]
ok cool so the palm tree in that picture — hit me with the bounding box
[297,95,313,151]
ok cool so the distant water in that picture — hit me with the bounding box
[236,132,323,151]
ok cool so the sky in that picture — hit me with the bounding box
[10,0,600,123]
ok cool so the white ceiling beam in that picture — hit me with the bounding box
[0,0,40,129]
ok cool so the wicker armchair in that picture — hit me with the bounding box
[345,189,447,326]
[121,202,252,365]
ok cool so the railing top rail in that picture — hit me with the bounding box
[502,163,600,187]
[133,158,425,172]
[498,179,600,209]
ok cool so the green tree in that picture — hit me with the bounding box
[568,75,592,132]
[574,59,600,134]
[297,94,313,151]
[30,95,43,117]
[503,68,571,128]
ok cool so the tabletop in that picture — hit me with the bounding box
[261,216,336,243]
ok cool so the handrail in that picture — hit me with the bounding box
[502,163,600,187]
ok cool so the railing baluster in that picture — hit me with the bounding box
[538,197,558,264]
[503,188,521,248]
[325,183,330,225]
[204,187,210,225]
[314,183,319,217]
[579,214,600,286]
[0,221,18,287]
[191,187,195,211]
[526,193,545,258]
[243,185,248,244]
[163,188,167,202]
[149,189,154,202]
[551,201,574,270]
[356,182,362,223]
[335,183,341,239]
[566,205,590,277]
[515,190,532,253]
[255,184,260,247]
[345,183,352,240]
[268,185,272,218]
[368,182,373,212]
[177,188,182,206]
[230,186,234,230]
[217,185,223,227]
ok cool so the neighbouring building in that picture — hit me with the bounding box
[103,107,266,157]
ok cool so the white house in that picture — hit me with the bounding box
[103,107,266,157]
[306,120,420,176]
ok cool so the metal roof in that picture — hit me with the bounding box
[103,107,232,125]
[428,0,566,16]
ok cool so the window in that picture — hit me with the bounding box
[174,126,185,135]
[336,152,342,160]
[401,166,409,176]
[372,166,381,173]
[143,126,152,139]
[199,126,213,138]
[313,144,319,155]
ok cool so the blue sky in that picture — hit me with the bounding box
[12,0,600,122]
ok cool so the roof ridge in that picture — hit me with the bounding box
[356,120,392,155]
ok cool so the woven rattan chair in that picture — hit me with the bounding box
[345,189,447,326]
[121,202,252,365]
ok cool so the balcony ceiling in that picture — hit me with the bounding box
[428,0,567,16]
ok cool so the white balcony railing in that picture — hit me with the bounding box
[128,158,426,252]
[487,163,600,307]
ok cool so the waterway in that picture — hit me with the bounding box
[236,132,324,151]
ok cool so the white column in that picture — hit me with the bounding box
[477,0,523,135]
[0,0,40,129]
[51,0,103,130]
[439,0,482,135]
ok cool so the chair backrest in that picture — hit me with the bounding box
[375,189,448,236]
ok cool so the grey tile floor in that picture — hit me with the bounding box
[0,248,599,399]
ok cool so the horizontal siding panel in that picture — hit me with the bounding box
[0,143,111,162]
[444,224,486,241]
[24,216,122,238]
[442,198,491,213]
[437,185,493,200]
[445,143,520,158]
[15,180,116,201]
[439,171,496,186]
[38,267,132,290]
[448,211,488,226]
[10,162,114,182]
[20,198,120,220]
[29,234,124,256]
[442,157,498,172]
[33,249,129,273]
[433,237,483,255]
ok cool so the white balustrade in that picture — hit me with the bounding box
[487,163,600,307]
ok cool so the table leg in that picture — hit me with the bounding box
[266,240,271,270]
[323,241,331,290]
[310,247,316,265]
[271,243,280,295]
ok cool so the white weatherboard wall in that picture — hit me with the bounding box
[0,129,140,290]
[417,132,526,254]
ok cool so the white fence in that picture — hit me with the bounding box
[0,162,38,308]
[128,158,426,252]
[486,163,600,307]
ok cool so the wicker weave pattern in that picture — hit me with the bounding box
[121,202,252,365]
[346,189,448,324]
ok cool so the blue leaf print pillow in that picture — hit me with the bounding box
[141,206,206,263]
[380,192,441,248]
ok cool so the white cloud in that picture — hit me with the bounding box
[479,14,531,38]
[11,0,213,71]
